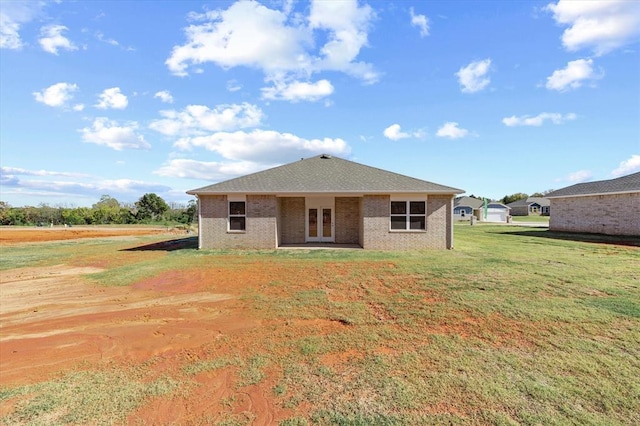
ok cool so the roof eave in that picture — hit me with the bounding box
[546,189,640,199]
[187,189,464,196]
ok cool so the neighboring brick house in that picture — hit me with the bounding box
[187,155,464,249]
[507,197,550,216]
[545,172,640,236]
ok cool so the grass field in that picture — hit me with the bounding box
[1,224,638,425]
[510,215,550,223]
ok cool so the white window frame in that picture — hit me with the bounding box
[390,196,427,232]
[228,195,246,233]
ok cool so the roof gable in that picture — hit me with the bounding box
[506,197,550,207]
[188,155,464,195]
[454,196,484,209]
[546,172,640,198]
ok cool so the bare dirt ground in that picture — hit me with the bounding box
[0,228,554,424]
[0,222,313,424]
[0,226,180,244]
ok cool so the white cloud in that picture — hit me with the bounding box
[39,24,77,55]
[383,124,409,141]
[0,16,22,50]
[95,87,128,109]
[308,0,378,83]
[545,58,602,91]
[154,90,174,103]
[0,167,90,179]
[261,79,334,102]
[611,154,640,177]
[73,104,85,112]
[166,0,378,86]
[382,123,424,141]
[173,129,350,164]
[95,31,118,46]
[0,1,43,50]
[227,80,242,92]
[456,59,491,93]
[436,122,469,139]
[1,168,171,201]
[502,112,577,127]
[567,169,592,183]
[410,8,429,37]
[167,1,311,77]
[149,103,263,136]
[154,159,267,180]
[545,0,640,56]
[33,82,79,107]
[80,118,150,151]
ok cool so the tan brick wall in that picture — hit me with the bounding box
[279,197,305,244]
[198,195,277,249]
[550,193,640,236]
[361,194,453,250]
[200,193,455,249]
[335,197,360,244]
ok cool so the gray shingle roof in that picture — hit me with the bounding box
[546,172,640,198]
[187,155,464,195]
[506,197,550,207]
[454,196,484,209]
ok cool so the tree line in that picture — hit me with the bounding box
[0,194,197,226]
[467,190,554,205]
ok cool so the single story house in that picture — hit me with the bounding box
[507,197,550,216]
[545,172,640,236]
[453,197,510,222]
[453,196,483,220]
[187,155,464,250]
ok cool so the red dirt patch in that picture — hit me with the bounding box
[0,226,179,244]
[1,255,546,423]
[0,264,253,386]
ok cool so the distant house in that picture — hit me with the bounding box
[453,196,483,220]
[484,202,511,222]
[454,197,510,222]
[187,155,464,250]
[507,197,550,216]
[546,172,640,236]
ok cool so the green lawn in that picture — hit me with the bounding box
[510,215,550,223]
[1,225,639,425]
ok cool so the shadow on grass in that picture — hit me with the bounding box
[496,229,640,247]
[122,236,198,252]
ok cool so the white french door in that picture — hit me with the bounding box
[306,197,334,242]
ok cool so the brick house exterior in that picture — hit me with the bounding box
[546,172,640,236]
[188,155,464,250]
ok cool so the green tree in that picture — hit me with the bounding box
[135,193,169,221]
[501,193,528,205]
[92,195,121,224]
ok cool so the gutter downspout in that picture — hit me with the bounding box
[196,195,202,249]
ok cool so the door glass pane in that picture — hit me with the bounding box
[322,208,332,238]
[309,209,317,237]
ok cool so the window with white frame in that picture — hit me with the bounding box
[229,200,246,231]
[390,200,426,230]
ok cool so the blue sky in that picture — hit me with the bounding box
[1,0,639,207]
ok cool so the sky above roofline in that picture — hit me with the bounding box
[1,0,639,207]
